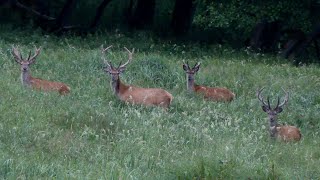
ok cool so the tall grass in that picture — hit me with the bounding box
[0,27,320,179]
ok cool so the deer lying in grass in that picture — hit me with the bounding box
[257,88,301,142]
[182,61,235,102]
[102,45,173,109]
[12,46,70,95]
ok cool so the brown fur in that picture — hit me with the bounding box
[274,126,302,142]
[12,46,70,95]
[257,88,301,142]
[194,85,235,102]
[103,46,173,109]
[30,77,71,95]
[183,62,235,102]
[117,80,173,108]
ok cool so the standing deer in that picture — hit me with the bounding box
[102,45,173,109]
[257,88,301,142]
[12,46,70,95]
[182,61,235,102]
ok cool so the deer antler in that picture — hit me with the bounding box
[101,45,113,68]
[257,87,269,107]
[28,46,41,64]
[12,46,23,64]
[277,88,289,108]
[194,62,201,69]
[182,60,189,69]
[119,47,134,69]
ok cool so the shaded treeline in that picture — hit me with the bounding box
[1,0,320,64]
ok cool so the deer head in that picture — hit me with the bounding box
[102,45,134,81]
[257,87,289,116]
[183,61,201,75]
[183,61,201,92]
[12,46,41,72]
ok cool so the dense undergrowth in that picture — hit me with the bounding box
[0,26,320,179]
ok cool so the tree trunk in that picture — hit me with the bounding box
[89,0,113,29]
[171,0,195,36]
[129,0,155,29]
[55,0,77,29]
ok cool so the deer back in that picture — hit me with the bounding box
[120,86,173,108]
[30,78,70,95]
[194,85,235,101]
[275,125,302,142]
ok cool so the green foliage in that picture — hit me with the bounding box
[194,0,313,41]
[0,26,320,179]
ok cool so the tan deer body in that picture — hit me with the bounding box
[257,88,301,142]
[102,46,173,108]
[273,126,301,142]
[12,46,70,95]
[193,85,234,101]
[183,62,235,102]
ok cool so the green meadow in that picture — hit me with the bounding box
[0,27,320,179]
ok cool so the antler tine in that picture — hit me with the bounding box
[28,46,41,64]
[275,96,280,109]
[101,45,113,54]
[182,59,189,68]
[11,45,23,64]
[257,87,268,107]
[267,96,271,109]
[117,61,123,68]
[119,47,134,68]
[186,61,190,69]
[27,50,31,61]
[278,88,289,108]
[101,45,113,68]
[194,62,201,68]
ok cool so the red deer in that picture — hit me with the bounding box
[257,88,301,142]
[12,46,70,95]
[102,45,173,109]
[182,61,235,102]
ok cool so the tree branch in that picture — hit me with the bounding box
[13,0,55,21]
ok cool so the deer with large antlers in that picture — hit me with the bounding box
[183,62,235,102]
[12,46,70,95]
[257,88,301,142]
[102,45,173,109]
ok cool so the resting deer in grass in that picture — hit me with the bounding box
[182,61,235,102]
[102,45,173,109]
[12,46,70,95]
[257,88,301,142]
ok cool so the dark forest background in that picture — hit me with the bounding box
[1,0,320,64]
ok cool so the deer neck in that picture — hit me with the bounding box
[186,73,195,92]
[268,116,278,138]
[21,70,32,87]
[111,77,128,98]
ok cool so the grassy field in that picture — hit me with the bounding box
[0,27,320,179]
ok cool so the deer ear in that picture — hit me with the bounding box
[275,107,283,113]
[193,64,200,72]
[103,65,112,73]
[262,105,268,112]
[183,64,188,71]
[118,67,126,73]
